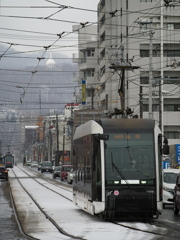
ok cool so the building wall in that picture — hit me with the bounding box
[72,0,180,145]
[97,0,180,144]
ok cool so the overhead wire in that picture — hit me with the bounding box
[0,1,180,150]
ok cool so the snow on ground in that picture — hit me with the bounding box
[8,166,167,240]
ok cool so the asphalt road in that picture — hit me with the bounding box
[0,179,30,240]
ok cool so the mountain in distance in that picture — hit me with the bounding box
[0,44,79,116]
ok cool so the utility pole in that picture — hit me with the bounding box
[149,19,153,119]
[134,18,155,119]
[48,121,52,162]
[56,114,59,166]
[62,127,65,165]
[109,46,139,117]
[91,87,94,109]
[160,0,164,133]
[39,90,41,116]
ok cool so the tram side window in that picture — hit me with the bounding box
[85,154,91,183]
[92,140,102,201]
[93,141,101,185]
[76,141,84,183]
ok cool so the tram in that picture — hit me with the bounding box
[72,118,169,220]
[4,152,14,168]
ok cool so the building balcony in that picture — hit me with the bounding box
[79,58,97,70]
[72,53,79,63]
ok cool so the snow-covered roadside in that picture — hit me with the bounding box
[9,167,166,240]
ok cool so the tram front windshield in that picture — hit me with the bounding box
[105,132,155,185]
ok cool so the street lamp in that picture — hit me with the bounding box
[16,86,25,104]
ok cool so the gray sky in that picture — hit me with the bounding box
[0,0,100,57]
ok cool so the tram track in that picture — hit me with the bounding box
[9,185,39,240]
[11,167,83,240]
[9,166,180,240]
[17,166,72,202]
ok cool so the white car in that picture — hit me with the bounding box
[163,168,180,208]
[31,161,38,168]
[67,169,73,184]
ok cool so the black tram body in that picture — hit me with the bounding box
[72,118,165,220]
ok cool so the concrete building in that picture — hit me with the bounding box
[72,25,100,109]
[73,0,180,145]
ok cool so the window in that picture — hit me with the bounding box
[165,105,174,111]
[164,77,180,84]
[142,104,159,112]
[140,49,160,57]
[100,48,105,60]
[142,104,148,112]
[164,132,180,139]
[140,23,149,31]
[100,32,105,44]
[84,69,95,78]
[174,23,180,29]
[105,133,155,184]
[140,50,149,57]
[167,24,174,30]
[100,15,105,29]
[140,76,149,84]
[164,50,180,57]
[87,49,95,57]
[164,104,180,111]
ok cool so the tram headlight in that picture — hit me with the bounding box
[114,180,119,184]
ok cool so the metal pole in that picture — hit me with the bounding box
[149,20,153,119]
[160,0,164,134]
[91,87,94,109]
[62,127,65,165]
[140,86,143,118]
[39,90,41,116]
[56,114,59,166]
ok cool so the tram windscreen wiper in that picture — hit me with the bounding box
[111,152,130,189]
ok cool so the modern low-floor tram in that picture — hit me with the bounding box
[72,118,169,220]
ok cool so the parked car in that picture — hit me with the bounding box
[26,160,31,166]
[0,166,9,181]
[41,161,53,173]
[60,165,73,181]
[173,173,180,214]
[38,162,42,171]
[162,169,180,208]
[67,168,73,184]
[31,161,38,168]
[53,166,62,179]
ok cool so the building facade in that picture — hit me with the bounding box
[74,0,180,145]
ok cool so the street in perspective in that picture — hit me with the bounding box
[1,0,180,240]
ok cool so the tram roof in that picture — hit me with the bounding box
[73,118,156,140]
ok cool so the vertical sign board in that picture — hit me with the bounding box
[176,144,180,168]
[162,161,170,169]
[82,80,86,105]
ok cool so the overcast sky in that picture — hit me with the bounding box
[0,0,100,57]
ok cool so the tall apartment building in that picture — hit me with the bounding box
[73,0,180,145]
[72,25,99,109]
